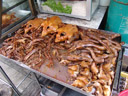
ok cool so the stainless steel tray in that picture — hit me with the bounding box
[0,19,125,95]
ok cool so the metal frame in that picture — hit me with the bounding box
[0,66,21,96]
[0,26,124,96]
[0,66,42,96]
[28,0,37,16]
[0,0,32,39]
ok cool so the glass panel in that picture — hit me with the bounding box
[2,0,25,11]
[2,1,31,29]
[91,0,99,15]
[38,0,87,17]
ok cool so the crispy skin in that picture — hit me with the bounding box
[41,16,62,37]
[24,18,44,34]
[55,24,79,43]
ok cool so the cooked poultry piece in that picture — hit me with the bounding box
[91,62,99,75]
[98,65,107,80]
[103,85,111,96]
[82,85,94,93]
[69,40,106,52]
[41,16,62,37]
[65,53,93,62]
[98,65,112,85]
[72,75,89,88]
[87,29,120,40]
[77,76,89,85]
[24,18,44,34]
[55,24,79,43]
[80,61,91,68]
[86,47,108,63]
[80,68,92,80]
[93,82,103,96]
[68,65,79,77]
[71,79,85,88]
[60,59,71,66]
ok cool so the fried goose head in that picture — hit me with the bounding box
[41,16,62,37]
[24,18,44,34]
[55,24,79,43]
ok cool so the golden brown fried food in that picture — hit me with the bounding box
[91,62,98,75]
[71,79,85,88]
[41,16,62,37]
[103,85,111,96]
[77,76,89,85]
[80,61,91,68]
[55,24,79,43]
[68,65,79,77]
[24,18,44,34]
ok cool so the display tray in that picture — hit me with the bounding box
[0,20,124,96]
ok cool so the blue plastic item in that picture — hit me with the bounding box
[105,0,128,44]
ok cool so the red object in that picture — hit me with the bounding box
[119,89,128,96]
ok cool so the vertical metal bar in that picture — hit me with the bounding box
[0,0,2,38]
[86,0,92,20]
[28,0,37,16]
[58,87,66,96]
[0,66,21,96]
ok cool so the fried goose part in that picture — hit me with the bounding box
[68,40,106,52]
[93,82,103,96]
[103,57,117,72]
[55,24,79,43]
[98,65,112,85]
[71,79,85,88]
[82,85,94,93]
[72,76,89,88]
[87,29,120,40]
[103,85,111,96]
[68,65,79,77]
[91,62,99,75]
[80,61,91,68]
[86,33,112,53]
[24,18,44,34]
[98,65,107,80]
[86,47,109,63]
[45,34,56,67]
[77,76,89,85]
[41,16,62,37]
[80,68,92,80]
[79,30,99,44]
[60,59,71,66]
[65,53,93,62]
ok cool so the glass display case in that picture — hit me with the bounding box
[36,0,100,20]
[1,0,31,33]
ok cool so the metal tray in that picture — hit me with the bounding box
[0,20,125,96]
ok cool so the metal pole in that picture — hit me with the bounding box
[28,0,37,16]
[0,66,21,96]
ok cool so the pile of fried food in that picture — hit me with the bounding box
[0,16,123,96]
[2,13,19,29]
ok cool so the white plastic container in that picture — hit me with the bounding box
[100,0,110,6]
